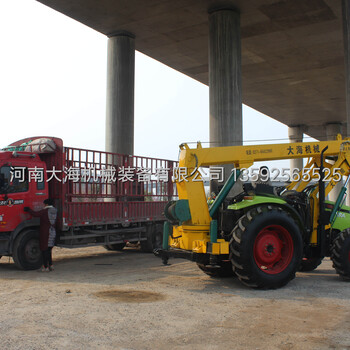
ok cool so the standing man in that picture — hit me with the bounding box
[24,199,57,272]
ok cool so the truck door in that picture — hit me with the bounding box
[0,162,48,233]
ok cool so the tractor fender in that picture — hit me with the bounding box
[228,197,306,237]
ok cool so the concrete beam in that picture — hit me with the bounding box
[105,32,135,155]
[326,123,343,140]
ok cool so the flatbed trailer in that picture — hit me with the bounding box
[0,136,176,269]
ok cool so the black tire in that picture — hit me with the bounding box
[331,229,350,280]
[104,243,126,251]
[299,257,322,272]
[12,229,42,270]
[197,261,235,278]
[140,224,163,253]
[230,206,303,289]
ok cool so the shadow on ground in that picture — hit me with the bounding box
[0,247,349,303]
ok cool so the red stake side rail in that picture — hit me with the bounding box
[61,146,177,227]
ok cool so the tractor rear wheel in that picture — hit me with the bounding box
[331,229,350,280]
[299,257,322,272]
[197,261,235,278]
[230,206,303,289]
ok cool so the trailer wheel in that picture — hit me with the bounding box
[141,224,163,253]
[12,229,42,270]
[331,229,350,280]
[104,243,126,251]
[230,206,303,289]
[197,261,235,278]
[298,257,322,272]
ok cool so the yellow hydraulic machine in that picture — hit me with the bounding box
[155,135,350,289]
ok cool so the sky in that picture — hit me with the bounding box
[0,0,294,168]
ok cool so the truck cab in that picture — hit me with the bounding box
[0,150,49,268]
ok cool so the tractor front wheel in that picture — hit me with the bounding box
[331,229,350,280]
[230,206,303,289]
[299,257,322,272]
[140,224,163,253]
[103,243,126,251]
[197,261,235,278]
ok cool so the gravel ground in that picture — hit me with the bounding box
[1,246,350,350]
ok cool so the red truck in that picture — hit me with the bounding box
[0,137,176,269]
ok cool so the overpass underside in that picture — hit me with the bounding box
[36,0,350,150]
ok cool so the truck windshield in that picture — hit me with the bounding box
[0,166,28,194]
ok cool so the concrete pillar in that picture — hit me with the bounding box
[288,126,304,172]
[105,32,135,156]
[342,0,350,205]
[326,123,343,202]
[208,8,242,191]
[343,0,350,137]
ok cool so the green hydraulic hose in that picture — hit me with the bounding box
[330,175,350,225]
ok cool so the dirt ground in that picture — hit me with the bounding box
[1,246,350,350]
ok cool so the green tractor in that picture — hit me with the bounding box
[155,139,350,289]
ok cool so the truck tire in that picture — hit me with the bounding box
[140,224,163,253]
[299,257,322,272]
[197,261,235,278]
[331,229,350,280]
[103,243,126,251]
[12,229,42,270]
[230,206,303,289]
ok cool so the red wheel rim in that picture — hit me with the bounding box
[254,225,294,274]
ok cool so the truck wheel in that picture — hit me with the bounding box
[230,206,303,289]
[197,261,235,278]
[104,243,126,251]
[331,229,350,280]
[140,224,163,253]
[12,229,42,270]
[298,257,322,272]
